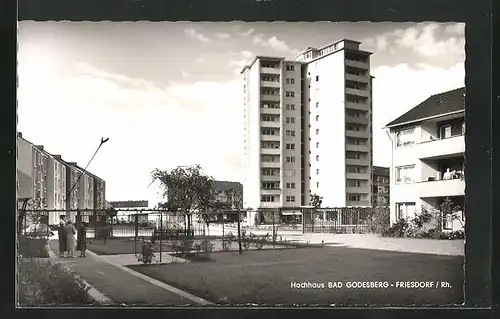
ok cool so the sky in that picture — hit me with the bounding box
[17,22,465,202]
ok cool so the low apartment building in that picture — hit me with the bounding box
[372,166,390,206]
[385,87,465,231]
[47,155,67,224]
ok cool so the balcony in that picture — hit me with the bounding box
[345,88,370,98]
[261,94,281,102]
[261,188,282,195]
[345,59,369,70]
[260,107,280,115]
[346,186,370,194]
[345,101,369,111]
[345,73,370,83]
[261,80,280,88]
[346,200,370,207]
[346,144,370,152]
[418,178,465,198]
[261,161,281,168]
[346,172,370,180]
[345,115,369,125]
[261,175,280,182]
[260,201,280,208]
[346,130,370,139]
[261,134,280,142]
[345,158,369,166]
[417,135,465,159]
[261,121,281,128]
[261,148,281,155]
[260,67,281,75]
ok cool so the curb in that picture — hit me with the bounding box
[86,250,213,306]
[46,244,112,304]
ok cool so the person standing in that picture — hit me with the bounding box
[57,219,67,258]
[77,222,88,257]
[65,221,77,258]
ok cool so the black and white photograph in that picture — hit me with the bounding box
[17,21,466,307]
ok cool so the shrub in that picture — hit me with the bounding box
[254,233,270,250]
[178,238,195,255]
[241,231,252,250]
[95,226,111,240]
[221,232,235,251]
[18,258,94,305]
[363,206,390,234]
[381,218,409,238]
[137,240,155,264]
[410,209,433,229]
[18,236,49,258]
[199,239,214,259]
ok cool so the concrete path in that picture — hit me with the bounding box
[48,240,206,305]
[209,225,464,256]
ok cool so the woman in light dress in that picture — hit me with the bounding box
[65,221,77,258]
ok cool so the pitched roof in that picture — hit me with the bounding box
[386,87,465,128]
[214,180,243,193]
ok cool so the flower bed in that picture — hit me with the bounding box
[18,236,49,258]
[17,257,95,306]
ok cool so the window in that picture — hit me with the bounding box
[395,165,415,184]
[285,130,296,137]
[316,75,319,81]
[316,155,320,161]
[284,169,296,177]
[346,180,361,187]
[262,168,279,176]
[396,202,416,220]
[262,182,280,190]
[261,195,276,202]
[286,117,296,124]
[286,182,296,189]
[286,78,295,84]
[286,64,295,71]
[346,151,363,159]
[286,91,295,98]
[285,143,295,150]
[315,115,319,121]
[285,104,296,111]
[395,127,415,147]
[290,78,295,84]
[286,156,296,163]
[261,128,277,135]
[286,196,296,203]
[347,194,361,202]
[346,166,364,173]
[316,169,319,175]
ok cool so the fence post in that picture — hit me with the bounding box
[272,208,276,248]
[237,209,242,254]
[160,211,163,263]
[134,213,139,256]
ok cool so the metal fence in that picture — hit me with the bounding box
[302,207,388,234]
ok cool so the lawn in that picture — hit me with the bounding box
[128,246,464,306]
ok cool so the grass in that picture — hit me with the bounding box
[128,246,464,306]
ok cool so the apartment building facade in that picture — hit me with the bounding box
[47,155,67,224]
[241,39,373,221]
[372,166,390,206]
[386,87,465,231]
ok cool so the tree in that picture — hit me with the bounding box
[310,193,323,208]
[151,165,217,236]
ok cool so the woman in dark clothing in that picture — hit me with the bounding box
[77,222,88,257]
[58,221,67,257]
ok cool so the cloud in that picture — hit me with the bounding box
[370,62,465,167]
[181,71,190,79]
[240,50,254,59]
[363,23,465,62]
[214,32,230,39]
[18,59,244,201]
[195,57,206,63]
[252,34,298,53]
[185,27,211,43]
[237,28,255,36]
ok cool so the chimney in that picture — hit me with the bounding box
[35,145,44,151]
[17,132,22,138]
[53,155,62,160]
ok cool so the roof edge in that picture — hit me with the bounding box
[385,110,465,129]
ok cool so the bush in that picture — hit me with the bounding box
[254,233,270,250]
[221,232,235,251]
[240,230,252,251]
[95,227,112,240]
[199,239,214,259]
[18,236,49,258]
[363,207,390,234]
[381,219,409,238]
[18,257,94,305]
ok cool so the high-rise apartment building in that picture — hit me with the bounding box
[242,39,373,216]
[372,166,390,206]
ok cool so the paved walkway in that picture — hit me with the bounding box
[48,240,203,305]
[209,225,464,256]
